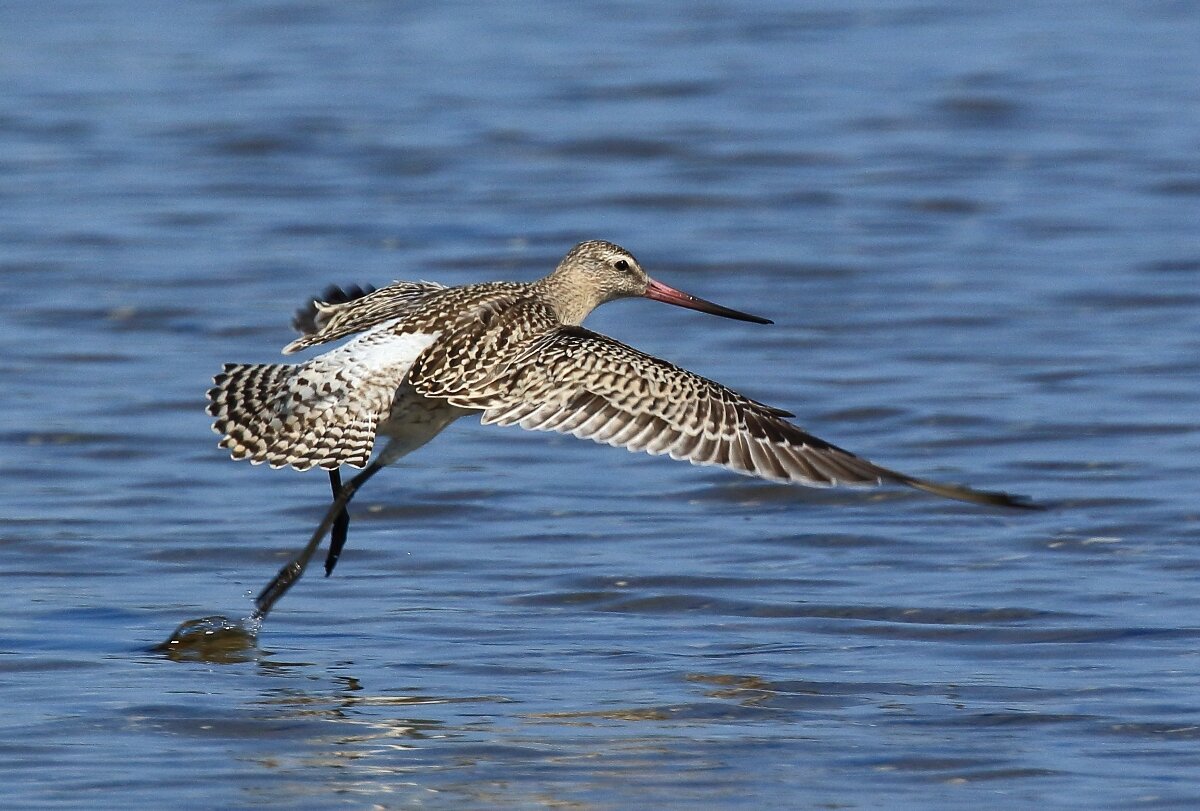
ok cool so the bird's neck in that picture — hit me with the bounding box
[531,272,603,326]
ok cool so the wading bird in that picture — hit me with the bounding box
[208,240,1033,621]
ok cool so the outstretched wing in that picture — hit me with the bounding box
[283,280,445,355]
[455,326,1031,507]
[466,326,884,485]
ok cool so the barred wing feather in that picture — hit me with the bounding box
[474,326,890,487]
[468,327,1033,508]
[284,280,445,355]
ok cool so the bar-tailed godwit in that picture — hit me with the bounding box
[207,240,1034,621]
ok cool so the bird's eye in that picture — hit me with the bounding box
[613,259,630,271]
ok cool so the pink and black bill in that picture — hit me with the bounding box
[643,279,772,325]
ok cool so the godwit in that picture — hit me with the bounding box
[208,240,1034,621]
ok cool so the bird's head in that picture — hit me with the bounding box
[547,239,772,326]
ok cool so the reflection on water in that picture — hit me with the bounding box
[3,0,1200,808]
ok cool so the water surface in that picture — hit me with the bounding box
[2,2,1200,808]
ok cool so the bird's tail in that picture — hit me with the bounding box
[206,362,379,471]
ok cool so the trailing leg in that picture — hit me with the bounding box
[253,459,386,621]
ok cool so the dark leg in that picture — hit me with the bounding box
[253,459,386,622]
[325,468,350,576]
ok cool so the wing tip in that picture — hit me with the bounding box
[291,283,377,336]
[896,474,1044,510]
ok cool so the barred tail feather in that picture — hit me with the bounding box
[206,362,379,471]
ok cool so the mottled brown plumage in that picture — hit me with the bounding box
[205,240,1035,620]
[209,239,1030,502]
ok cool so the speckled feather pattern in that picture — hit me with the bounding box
[283,280,446,355]
[466,326,890,486]
[208,328,441,471]
[208,281,535,472]
[207,240,1027,507]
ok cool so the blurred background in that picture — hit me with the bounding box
[2,2,1198,808]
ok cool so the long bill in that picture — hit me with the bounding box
[643,278,773,325]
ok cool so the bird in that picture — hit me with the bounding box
[207,239,1036,621]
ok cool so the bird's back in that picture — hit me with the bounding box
[284,279,556,352]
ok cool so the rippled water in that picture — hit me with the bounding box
[3,2,1200,808]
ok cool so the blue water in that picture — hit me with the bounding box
[3,1,1200,808]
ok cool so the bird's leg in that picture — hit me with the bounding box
[325,468,351,576]
[253,460,386,622]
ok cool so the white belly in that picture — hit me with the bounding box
[301,328,467,466]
